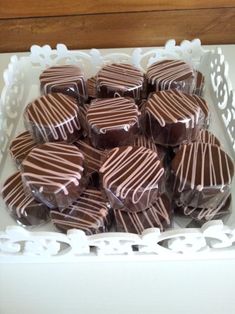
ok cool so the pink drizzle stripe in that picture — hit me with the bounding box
[100,146,164,204]
[22,143,84,195]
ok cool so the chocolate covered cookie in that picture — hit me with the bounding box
[191,94,210,128]
[146,59,195,94]
[114,193,172,233]
[21,142,85,209]
[143,90,204,147]
[174,194,231,225]
[9,131,38,168]
[96,63,144,100]
[86,76,97,99]
[87,97,140,149]
[133,135,166,161]
[171,142,234,208]
[24,93,82,143]
[2,171,50,226]
[50,188,112,234]
[99,146,165,212]
[40,65,87,103]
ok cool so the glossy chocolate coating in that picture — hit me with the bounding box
[50,188,112,234]
[99,146,165,212]
[9,131,38,168]
[196,129,221,146]
[96,63,144,100]
[144,90,205,147]
[174,194,231,225]
[146,59,195,94]
[171,142,234,208]
[86,76,97,99]
[21,142,85,209]
[114,193,172,233]
[2,171,50,226]
[87,97,140,149]
[191,94,210,128]
[24,93,82,143]
[40,65,87,103]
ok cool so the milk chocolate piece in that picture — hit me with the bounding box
[9,131,38,168]
[99,146,165,212]
[87,97,140,149]
[175,194,231,225]
[24,93,82,143]
[79,103,90,136]
[21,142,85,209]
[1,171,50,226]
[193,70,205,96]
[50,188,112,234]
[114,193,172,233]
[144,90,204,147]
[146,59,195,94]
[40,65,87,103]
[96,63,144,100]
[171,142,234,208]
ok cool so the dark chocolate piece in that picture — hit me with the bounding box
[21,142,85,209]
[50,188,112,234]
[87,97,140,149]
[143,90,204,147]
[1,171,50,226]
[114,193,172,233]
[96,63,144,100]
[40,65,87,102]
[99,146,165,212]
[171,142,234,208]
[174,194,231,225]
[193,70,205,96]
[146,59,195,94]
[9,131,38,168]
[24,93,82,143]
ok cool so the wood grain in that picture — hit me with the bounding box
[0,8,234,52]
[1,0,235,18]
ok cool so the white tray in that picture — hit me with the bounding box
[0,39,235,261]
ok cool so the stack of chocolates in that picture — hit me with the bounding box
[2,59,234,233]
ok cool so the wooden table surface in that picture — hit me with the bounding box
[0,0,235,52]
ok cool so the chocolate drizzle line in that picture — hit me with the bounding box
[40,65,87,99]
[22,143,84,195]
[97,63,144,98]
[100,146,164,204]
[25,93,81,142]
[50,189,110,234]
[146,90,201,127]
[147,59,193,90]
[87,97,140,134]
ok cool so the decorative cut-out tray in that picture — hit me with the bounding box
[0,39,235,261]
